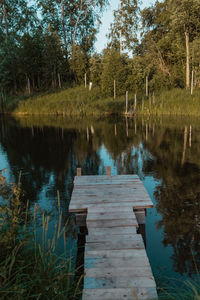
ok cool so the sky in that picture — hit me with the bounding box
[95,0,156,53]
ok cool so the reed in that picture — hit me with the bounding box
[137,89,200,116]
[0,169,82,299]
[158,277,200,299]
[4,86,136,116]
[3,86,200,116]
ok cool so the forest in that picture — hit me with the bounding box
[0,0,200,100]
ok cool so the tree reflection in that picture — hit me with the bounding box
[142,121,200,276]
[1,115,200,278]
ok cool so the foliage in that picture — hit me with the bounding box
[108,0,140,53]
[8,85,137,116]
[0,0,108,96]
[0,170,81,299]
[101,49,129,97]
[136,89,200,116]
[1,0,200,112]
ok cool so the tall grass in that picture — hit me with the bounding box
[4,86,200,116]
[157,277,200,299]
[4,86,134,116]
[0,169,82,299]
[137,89,200,116]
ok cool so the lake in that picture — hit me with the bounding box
[0,114,200,298]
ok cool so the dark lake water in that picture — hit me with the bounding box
[0,115,200,298]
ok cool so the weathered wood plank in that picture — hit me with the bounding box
[73,183,144,190]
[85,256,150,269]
[87,226,137,235]
[74,182,142,187]
[88,206,133,213]
[85,267,153,278]
[84,276,156,289]
[74,175,140,181]
[87,218,138,228]
[82,287,158,300]
[85,238,144,251]
[71,196,150,203]
[72,187,149,194]
[86,233,140,243]
[85,249,148,259]
[87,212,136,221]
[69,201,153,213]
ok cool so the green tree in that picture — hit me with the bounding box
[108,0,140,54]
[37,0,108,54]
[101,48,128,96]
[170,0,200,88]
[70,45,87,84]
[89,53,102,87]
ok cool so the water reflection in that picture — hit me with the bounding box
[0,115,200,291]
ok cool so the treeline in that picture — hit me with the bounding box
[0,0,200,99]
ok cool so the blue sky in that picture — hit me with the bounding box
[95,0,155,53]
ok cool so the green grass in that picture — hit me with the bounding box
[137,88,200,116]
[7,86,128,116]
[3,86,200,116]
[0,170,81,299]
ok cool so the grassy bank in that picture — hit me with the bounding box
[137,89,200,116]
[2,86,200,116]
[8,86,127,116]
[0,170,81,299]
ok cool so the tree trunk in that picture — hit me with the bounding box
[61,0,67,49]
[185,30,190,89]
[0,94,4,113]
[27,77,31,95]
[58,73,61,88]
[3,5,9,37]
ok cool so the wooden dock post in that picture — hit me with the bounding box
[114,80,116,99]
[191,70,194,95]
[125,91,128,114]
[146,76,148,97]
[89,82,92,91]
[189,125,192,148]
[134,94,137,111]
[85,73,87,88]
[114,124,117,136]
[77,168,82,176]
[106,166,111,176]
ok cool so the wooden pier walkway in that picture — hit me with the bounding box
[69,168,158,300]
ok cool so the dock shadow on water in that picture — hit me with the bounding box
[0,114,200,299]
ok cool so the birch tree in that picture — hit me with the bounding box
[170,0,200,88]
[108,0,140,54]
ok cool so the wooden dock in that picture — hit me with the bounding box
[69,168,158,300]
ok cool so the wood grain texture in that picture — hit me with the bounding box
[84,256,150,269]
[85,267,153,278]
[85,238,144,251]
[82,287,158,300]
[69,174,157,299]
[87,212,136,221]
[87,226,137,235]
[83,276,156,289]
[87,218,138,228]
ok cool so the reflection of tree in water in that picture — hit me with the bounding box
[0,118,101,217]
[155,163,200,276]
[143,124,200,276]
[2,115,200,277]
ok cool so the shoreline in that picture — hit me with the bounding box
[1,86,200,117]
